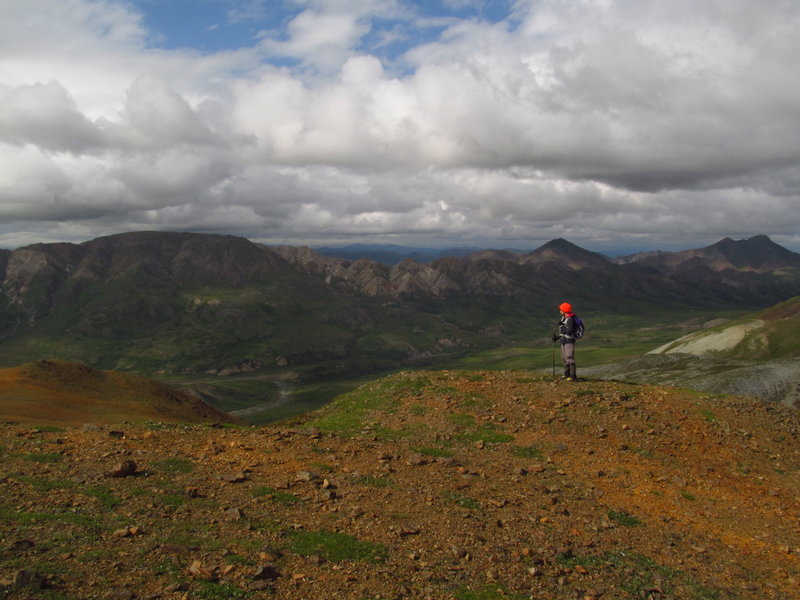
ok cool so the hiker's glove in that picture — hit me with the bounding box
[551,335,559,342]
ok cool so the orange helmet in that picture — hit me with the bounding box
[559,302,573,313]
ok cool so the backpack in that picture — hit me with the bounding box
[572,315,585,339]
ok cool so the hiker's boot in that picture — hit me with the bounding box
[568,364,578,381]
[562,365,570,380]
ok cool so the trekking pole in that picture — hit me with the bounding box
[551,325,557,377]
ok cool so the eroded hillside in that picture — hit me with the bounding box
[0,360,238,425]
[2,371,800,599]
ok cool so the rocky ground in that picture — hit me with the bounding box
[2,370,800,599]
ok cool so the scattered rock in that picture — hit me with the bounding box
[398,525,421,537]
[111,526,142,538]
[249,580,273,592]
[259,548,283,562]
[104,590,135,600]
[295,471,317,482]
[220,471,248,483]
[106,460,137,478]
[253,564,280,581]
[223,507,243,521]
[407,453,427,466]
[188,560,215,581]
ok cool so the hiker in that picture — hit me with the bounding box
[553,302,580,381]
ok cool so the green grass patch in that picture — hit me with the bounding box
[607,510,641,527]
[13,474,75,492]
[287,530,387,563]
[368,424,418,441]
[163,523,221,549]
[680,490,697,501]
[700,409,717,423]
[633,447,656,459]
[557,550,692,597]
[456,424,514,444]
[459,395,490,409]
[310,375,423,436]
[252,486,299,505]
[14,452,63,463]
[510,445,543,459]
[82,485,121,509]
[351,475,393,488]
[0,505,108,530]
[445,491,480,509]
[310,462,334,473]
[223,554,256,566]
[152,458,194,474]
[454,584,528,600]
[414,446,455,458]
[193,581,252,599]
[158,493,188,507]
[78,549,110,563]
[449,413,476,427]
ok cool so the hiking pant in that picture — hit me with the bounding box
[560,342,576,378]
[560,342,575,365]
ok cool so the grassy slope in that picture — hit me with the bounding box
[165,306,746,425]
[644,296,800,361]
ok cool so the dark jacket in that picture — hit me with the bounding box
[558,314,577,344]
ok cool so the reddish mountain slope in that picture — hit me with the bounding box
[0,360,238,425]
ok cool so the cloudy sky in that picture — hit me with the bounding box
[1,0,799,253]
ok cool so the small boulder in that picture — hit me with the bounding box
[106,460,137,478]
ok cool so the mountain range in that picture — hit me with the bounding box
[0,232,798,388]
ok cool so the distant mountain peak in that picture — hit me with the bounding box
[523,238,611,269]
[622,235,800,274]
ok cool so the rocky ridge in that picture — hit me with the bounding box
[2,370,800,599]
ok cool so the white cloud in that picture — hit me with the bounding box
[0,0,798,252]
